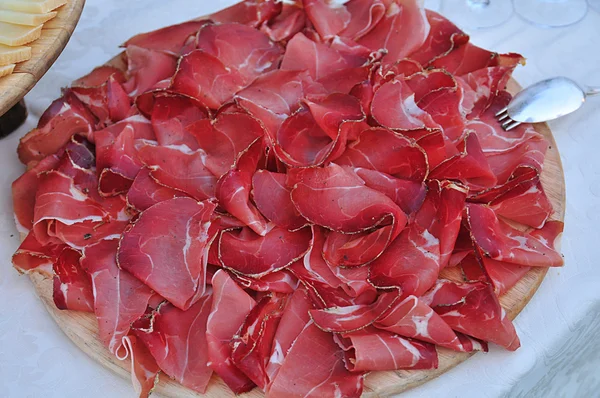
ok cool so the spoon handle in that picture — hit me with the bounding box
[585,86,600,97]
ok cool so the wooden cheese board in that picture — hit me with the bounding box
[0,0,85,117]
[25,73,566,397]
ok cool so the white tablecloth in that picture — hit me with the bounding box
[1,1,599,397]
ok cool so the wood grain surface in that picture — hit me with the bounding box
[26,78,565,397]
[0,0,85,117]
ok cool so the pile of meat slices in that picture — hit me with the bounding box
[12,0,564,397]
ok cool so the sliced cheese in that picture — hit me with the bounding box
[0,0,66,14]
[0,9,57,26]
[0,63,15,77]
[0,22,42,46]
[0,44,31,65]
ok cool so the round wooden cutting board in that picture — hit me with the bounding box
[27,77,565,397]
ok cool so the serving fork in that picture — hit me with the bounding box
[496,77,600,130]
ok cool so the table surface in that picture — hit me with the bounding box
[1,1,599,397]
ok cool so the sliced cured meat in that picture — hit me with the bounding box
[123,45,178,96]
[423,280,520,351]
[485,133,548,185]
[216,170,268,236]
[309,289,401,333]
[126,167,188,212]
[341,0,387,40]
[371,78,439,131]
[289,163,407,235]
[317,64,372,95]
[261,3,306,42]
[415,129,455,170]
[252,170,307,231]
[123,20,208,56]
[466,203,563,267]
[209,0,282,27]
[336,328,437,371]
[137,144,217,200]
[219,226,312,277]
[71,76,131,126]
[12,232,63,275]
[302,0,351,39]
[231,293,288,389]
[459,251,531,297]
[170,50,246,109]
[267,321,365,398]
[281,32,369,80]
[430,132,497,191]
[120,335,160,398]
[52,247,94,313]
[81,239,153,355]
[336,127,428,181]
[323,225,396,268]
[357,0,430,64]
[51,218,130,250]
[133,292,213,393]
[431,41,524,76]
[458,66,513,118]
[207,270,256,394]
[72,65,126,88]
[196,23,282,83]
[17,91,97,165]
[118,198,216,310]
[191,112,264,177]
[230,270,299,294]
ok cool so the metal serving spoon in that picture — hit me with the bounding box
[495,77,600,130]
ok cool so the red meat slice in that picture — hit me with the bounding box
[371,78,439,131]
[120,335,160,398]
[218,226,312,277]
[81,239,153,355]
[133,292,213,393]
[459,252,531,296]
[281,32,369,80]
[431,41,524,76]
[336,127,428,181]
[126,167,188,212]
[17,92,97,165]
[485,133,548,185]
[357,0,430,64]
[323,225,396,268]
[409,10,468,66]
[12,232,63,275]
[309,289,401,333]
[458,66,514,118]
[216,170,268,236]
[196,23,282,83]
[466,203,563,267]
[207,270,257,394]
[118,198,216,310]
[52,247,94,312]
[231,293,288,389]
[170,50,246,109]
[302,0,351,39]
[423,280,520,351]
[230,270,299,294]
[336,328,438,371]
[137,144,217,200]
[72,65,126,88]
[252,170,308,231]
[71,76,131,126]
[289,163,407,234]
[430,132,497,191]
[341,0,387,40]
[123,20,208,56]
[267,321,365,398]
[261,3,306,42]
[209,0,282,27]
[123,45,177,96]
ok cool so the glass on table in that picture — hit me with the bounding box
[440,0,513,29]
[589,0,600,13]
[514,0,588,27]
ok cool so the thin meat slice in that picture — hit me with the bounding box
[219,226,313,277]
[123,20,209,56]
[431,41,524,76]
[196,23,282,83]
[430,132,497,191]
[423,280,520,351]
[302,0,351,39]
[123,45,178,96]
[209,0,282,27]
[459,252,531,297]
[289,163,407,235]
[358,0,430,64]
[230,270,299,294]
[458,66,514,118]
[118,198,216,310]
[133,293,213,393]
[336,328,438,371]
[323,225,396,268]
[261,3,306,42]
[81,239,153,356]
[466,203,563,267]
[170,50,246,109]
[52,247,94,313]
[207,270,256,394]
[341,0,387,40]
[137,144,217,200]
[336,127,428,181]
[267,321,365,398]
[120,335,160,398]
[485,133,548,185]
[72,65,126,88]
[17,91,97,165]
[252,170,307,231]
[231,293,288,389]
[12,232,64,276]
[126,167,188,212]
[71,76,131,126]
[309,289,401,333]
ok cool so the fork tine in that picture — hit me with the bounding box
[495,107,508,117]
[502,119,522,131]
[497,112,510,122]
